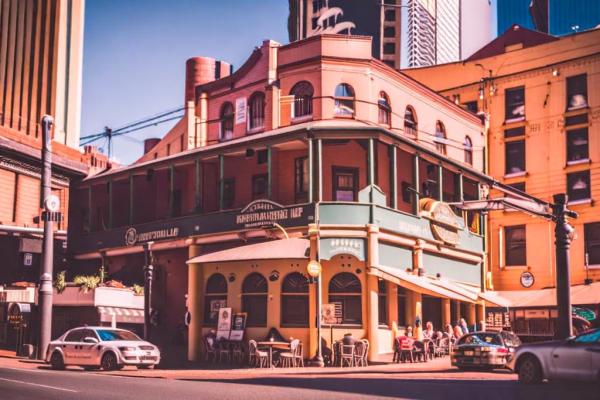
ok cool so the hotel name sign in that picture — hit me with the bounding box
[421,199,461,246]
[235,200,306,229]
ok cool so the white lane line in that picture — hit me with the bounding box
[0,377,78,393]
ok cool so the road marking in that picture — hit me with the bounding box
[0,377,78,392]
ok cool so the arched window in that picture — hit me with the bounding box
[404,106,418,136]
[464,136,473,165]
[248,92,265,130]
[334,83,355,117]
[291,81,314,119]
[204,273,227,324]
[328,272,362,325]
[435,121,447,155]
[378,91,391,125]
[281,272,309,327]
[242,273,268,327]
[220,102,234,141]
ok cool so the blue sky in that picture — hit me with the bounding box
[81,0,289,164]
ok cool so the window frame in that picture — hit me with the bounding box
[248,92,265,132]
[334,84,355,117]
[332,166,359,202]
[280,272,309,327]
[378,91,391,126]
[567,170,591,203]
[566,127,589,165]
[219,102,234,141]
[584,222,600,268]
[295,157,309,203]
[204,273,228,325]
[434,121,447,155]
[566,74,588,111]
[505,86,525,123]
[464,136,473,165]
[241,273,268,327]
[251,173,269,200]
[505,140,526,176]
[378,279,388,326]
[504,225,527,267]
[328,272,362,326]
[404,106,418,136]
[222,178,235,209]
[290,81,314,120]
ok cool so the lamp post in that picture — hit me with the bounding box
[143,242,154,340]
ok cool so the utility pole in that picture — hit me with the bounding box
[38,115,60,359]
[552,194,578,339]
[143,242,154,340]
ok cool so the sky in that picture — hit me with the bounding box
[81,0,289,164]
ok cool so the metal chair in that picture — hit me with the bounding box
[294,342,305,367]
[354,339,369,367]
[218,340,231,363]
[413,340,427,362]
[397,336,415,363]
[248,339,268,368]
[231,341,245,364]
[204,336,217,363]
[340,344,355,367]
[278,339,300,368]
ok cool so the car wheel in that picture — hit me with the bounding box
[50,352,65,370]
[518,356,542,384]
[101,352,120,371]
[138,365,154,369]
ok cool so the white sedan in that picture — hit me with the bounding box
[46,327,160,371]
[509,328,600,384]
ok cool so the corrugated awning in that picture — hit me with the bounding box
[371,265,477,303]
[186,238,310,264]
[486,282,600,308]
[98,306,144,324]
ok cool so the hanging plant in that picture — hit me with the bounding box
[73,275,101,293]
[53,271,67,294]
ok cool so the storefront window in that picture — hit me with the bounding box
[397,286,407,327]
[378,279,388,326]
[329,272,362,325]
[567,170,591,202]
[566,74,588,111]
[204,273,227,325]
[281,272,309,327]
[505,86,525,122]
[333,167,358,202]
[242,273,268,327]
[505,225,526,266]
[584,222,600,266]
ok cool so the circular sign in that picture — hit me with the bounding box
[422,199,460,245]
[520,271,535,288]
[44,195,60,212]
[124,227,138,246]
[306,260,322,278]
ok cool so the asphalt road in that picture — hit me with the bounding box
[0,365,598,400]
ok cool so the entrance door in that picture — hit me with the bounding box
[422,296,442,332]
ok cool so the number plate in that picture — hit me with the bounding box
[139,356,156,361]
[463,351,474,356]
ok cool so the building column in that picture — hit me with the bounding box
[388,282,398,338]
[454,301,461,324]
[437,164,443,202]
[218,154,225,210]
[308,138,314,203]
[412,154,420,215]
[390,145,398,209]
[316,139,323,201]
[187,244,204,361]
[408,291,423,339]
[366,224,379,360]
[413,239,425,275]
[307,224,319,360]
[442,298,451,328]
[476,302,486,331]
[194,158,202,212]
[468,304,477,329]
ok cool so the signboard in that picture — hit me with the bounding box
[125,226,180,246]
[208,299,227,323]
[23,253,33,266]
[7,303,31,328]
[520,271,535,288]
[320,238,366,261]
[486,309,510,330]
[236,200,306,229]
[235,97,247,125]
[216,307,232,340]
[229,312,247,341]
[321,303,341,325]
[422,200,461,245]
[524,309,550,319]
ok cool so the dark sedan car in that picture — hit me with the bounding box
[451,331,521,370]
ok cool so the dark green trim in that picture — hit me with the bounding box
[412,154,419,215]
[367,138,375,186]
[195,158,202,212]
[390,145,397,210]
[267,145,272,199]
[437,164,443,201]
[219,154,225,210]
[317,139,323,201]
[308,138,314,203]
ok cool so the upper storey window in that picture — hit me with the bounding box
[334,84,355,117]
[248,92,265,131]
[378,92,391,126]
[464,136,473,165]
[291,81,314,119]
[566,74,588,111]
[434,121,447,155]
[404,106,417,136]
[219,102,234,141]
[505,86,525,123]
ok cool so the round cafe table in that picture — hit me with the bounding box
[257,341,290,368]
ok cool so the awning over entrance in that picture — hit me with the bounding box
[186,238,310,264]
[371,265,477,303]
[98,306,144,324]
[485,282,600,308]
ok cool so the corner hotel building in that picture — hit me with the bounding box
[68,34,525,361]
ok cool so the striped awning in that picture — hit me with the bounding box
[97,306,144,324]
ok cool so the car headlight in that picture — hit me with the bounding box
[119,346,137,352]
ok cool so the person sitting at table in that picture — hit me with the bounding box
[459,318,469,335]
[405,326,414,337]
[444,324,453,338]
[453,324,463,340]
[423,321,435,339]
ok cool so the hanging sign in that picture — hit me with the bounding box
[520,271,535,288]
[235,97,247,125]
[23,253,33,267]
[423,200,461,245]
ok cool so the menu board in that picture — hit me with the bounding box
[229,313,247,342]
[216,307,232,340]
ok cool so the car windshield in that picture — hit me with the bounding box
[96,329,141,342]
[458,333,502,346]
[574,329,600,344]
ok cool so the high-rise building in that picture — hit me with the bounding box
[498,0,600,36]
[288,0,493,69]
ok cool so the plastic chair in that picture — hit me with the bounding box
[397,336,415,363]
[294,342,305,367]
[413,341,427,362]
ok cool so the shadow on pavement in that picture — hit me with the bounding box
[181,376,599,400]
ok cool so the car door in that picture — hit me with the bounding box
[549,334,594,381]
[62,329,84,364]
[579,330,600,382]
[75,329,100,366]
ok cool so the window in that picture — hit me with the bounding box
[505,140,525,175]
[384,9,395,21]
[378,279,388,325]
[397,286,407,327]
[248,92,265,130]
[584,222,600,266]
[329,273,362,325]
[566,74,588,111]
[463,101,478,113]
[333,167,358,202]
[222,178,235,209]
[378,92,391,125]
[220,102,234,140]
[434,121,447,155]
[566,128,589,163]
[504,126,525,138]
[505,225,526,266]
[565,113,588,127]
[383,60,395,68]
[64,329,85,342]
[505,86,525,122]
[384,27,395,37]
[281,272,309,327]
[464,136,473,165]
[404,106,417,136]
[567,170,591,202]
[252,174,268,200]
[204,273,227,325]
[383,43,395,54]
[291,81,313,119]
[334,84,355,117]
[257,149,268,164]
[401,181,412,204]
[242,273,268,327]
[508,182,526,192]
[295,157,309,202]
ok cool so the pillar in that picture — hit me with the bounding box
[198,93,208,147]
[388,282,398,339]
[218,154,225,210]
[468,304,477,329]
[307,224,319,359]
[128,173,134,225]
[442,298,451,328]
[317,139,323,201]
[107,179,113,229]
[390,145,398,209]
[413,239,425,275]
[366,224,380,360]
[308,138,314,203]
[187,244,204,361]
[267,145,272,199]
[412,154,420,215]
[476,302,486,331]
[408,291,423,339]
[437,164,443,202]
[194,158,202,212]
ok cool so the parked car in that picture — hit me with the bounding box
[509,328,600,384]
[451,331,521,370]
[46,326,160,371]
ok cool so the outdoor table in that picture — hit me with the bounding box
[257,341,290,368]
